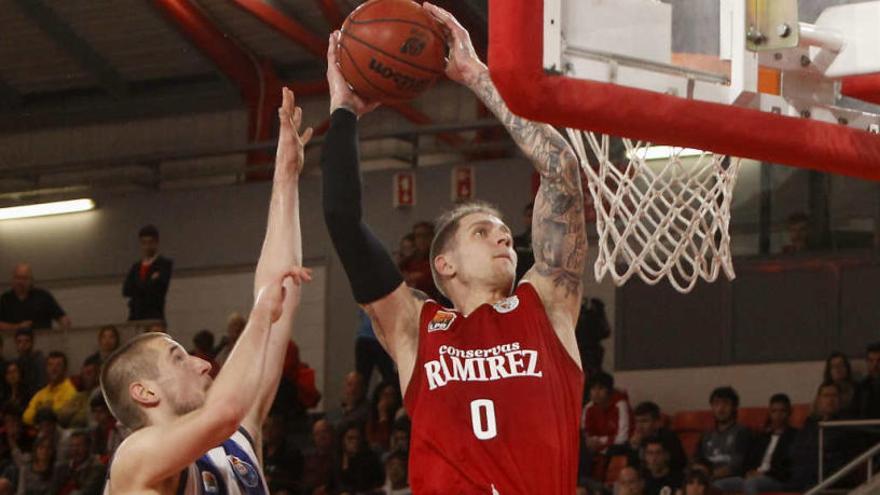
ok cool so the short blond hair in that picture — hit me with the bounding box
[99,333,165,430]
[429,201,503,298]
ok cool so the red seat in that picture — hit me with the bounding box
[677,430,703,458]
[672,410,715,432]
[738,407,768,431]
[790,403,811,428]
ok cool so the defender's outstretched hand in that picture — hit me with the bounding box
[327,31,381,117]
[254,267,313,323]
[422,2,487,87]
[277,87,313,179]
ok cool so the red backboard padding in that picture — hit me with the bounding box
[842,73,880,106]
[488,0,880,180]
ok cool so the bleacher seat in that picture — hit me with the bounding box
[737,406,768,431]
[790,403,811,428]
[672,410,715,432]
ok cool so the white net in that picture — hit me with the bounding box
[566,129,742,293]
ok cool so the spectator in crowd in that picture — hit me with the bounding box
[214,311,245,367]
[582,371,631,472]
[9,433,61,495]
[190,330,219,378]
[32,408,71,464]
[682,469,717,495]
[0,263,70,331]
[626,401,686,474]
[399,221,441,299]
[336,422,384,494]
[2,404,33,456]
[382,450,411,495]
[62,355,101,428]
[513,202,534,283]
[781,212,810,254]
[714,393,797,494]
[694,386,751,487]
[790,382,858,490]
[616,465,645,495]
[87,396,121,463]
[85,325,119,365]
[326,371,370,428]
[122,224,173,321]
[859,341,880,419]
[824,351,859,416]
[14,329,46,395]
[641,437,683,495]
[574,298,611,380]
[395,233,416,268]
[262,413,304,494]
[367,382,402,451]
[302,419,336,495]
[53,431,105,495]
[355,310,397,391]
[22,352,77,426]
[386,418,411,461]
[1,362,31,411]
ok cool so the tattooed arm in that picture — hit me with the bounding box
[425,3,587,331]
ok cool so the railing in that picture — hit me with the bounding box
[805,418,880,495]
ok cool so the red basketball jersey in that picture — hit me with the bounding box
[404,282,584,494]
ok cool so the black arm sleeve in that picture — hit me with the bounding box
[321,109,404,304]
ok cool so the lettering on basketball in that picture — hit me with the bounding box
[368,58,431,92]
[400,31,427,56]
[423,342,543,390]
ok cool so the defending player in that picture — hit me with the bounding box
[321,3,586,493]
[100,87,313,494]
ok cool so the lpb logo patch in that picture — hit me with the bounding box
[428,310,456,332]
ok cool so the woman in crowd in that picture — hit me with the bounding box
[366,382,402,452]
[823,351,859,416]
[336,423,384,494]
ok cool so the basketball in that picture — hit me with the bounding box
[337,0,448,103]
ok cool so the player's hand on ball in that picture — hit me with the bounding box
[422,2,487,86]
[327,31,380,117]
[277,87,313,178]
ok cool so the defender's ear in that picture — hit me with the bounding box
[434,253,455,278]
[129,381,159,408]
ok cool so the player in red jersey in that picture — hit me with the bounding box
[320,4,586,493]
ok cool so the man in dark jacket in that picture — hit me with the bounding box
[714,393,798,494]
[122,224,173,321]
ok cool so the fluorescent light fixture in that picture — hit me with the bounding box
[628,146,705,161]
[0,198,96,221]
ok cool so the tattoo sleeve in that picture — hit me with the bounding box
[470,71,587,296]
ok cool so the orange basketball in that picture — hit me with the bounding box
[337,0,448,103]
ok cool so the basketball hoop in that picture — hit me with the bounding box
[566,129,741,293]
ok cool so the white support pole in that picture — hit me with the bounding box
[543,0,564,73]
[722,0,759,106]
[798,22,844,53]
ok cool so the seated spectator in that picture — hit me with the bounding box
[824,351,859,416]
[1,362,32,411]
[15,329,46,395]
[859,341,880,419]
[31,409,71,464]
[336,423,384,494]
[326,371,370,428]
[383,450,412,495]
[582,372,631,472]
[616,466,645,495]
[714,393,797,494]
[2,404,34,455]
[790,382,859,490]
[22,352,77,426]
[400,221,442,300]
[85,325,119,365]
[0,263,71,332]
[214,312,245,367]
[367,382,402,452]
[10,434,61,495]
[189,330,219,378]
[574,297,611,379]
[54,430,105,495]
[302,419,337,495]
[625,401,686,474]
[62,356,101,428]
[87,396,122,463]
[262,413,304,494]
[394,233,416,268]
[386,418,411,460]
[641,437,682,495]
[694,386,751,487]
[682,468,719,495]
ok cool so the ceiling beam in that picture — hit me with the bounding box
[230,0,327,58]
[12,0,129,99]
